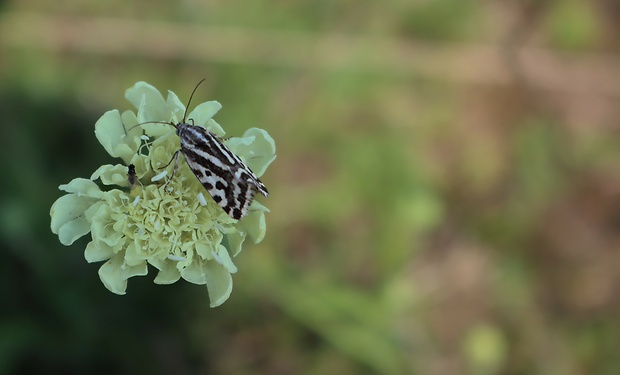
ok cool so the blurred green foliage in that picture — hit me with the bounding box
[2,1,620,375]
[545,0,599,51]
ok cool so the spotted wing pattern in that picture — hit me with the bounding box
[177,123,268,220]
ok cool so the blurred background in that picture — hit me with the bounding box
[1,1,620,374]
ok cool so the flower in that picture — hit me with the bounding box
[50,81,276,307]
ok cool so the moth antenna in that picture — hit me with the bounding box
[125,79,205,133]
[126,120,175,134]
[182,78,207,122]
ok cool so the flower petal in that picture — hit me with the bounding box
[204,119,225,137]
[91,204,125,247]
[150,133,180,169]
[139,122,173,139]
[50,194,99,245]
[59,178,103,199]
[239,200,269,244]
[84,201,105,222]
[186,101,222,128]
[98,253,148,295]
[57,215,91,246]
[120,110,149,147]
[130,154,152,178]
[214,244,237,274]
[94,110,141,164]
[205,260,233,308]
[225,128,276,177]
[151,257,182,285]
[124,241,147,266]
[165,90,187,123]
[226,230,246,257]
[180,260,208,285]
[125,81,167,122]
[91,164,132,186]
[194,240,212,260]
[84,240,115,263]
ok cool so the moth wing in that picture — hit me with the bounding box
[246,171,268,197]
[180,126,268,219]
[224,145,269,198]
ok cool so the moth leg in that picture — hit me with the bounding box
[161,150,182,191]
[158,149,181,170]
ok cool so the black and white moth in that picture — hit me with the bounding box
[139,80,268,220]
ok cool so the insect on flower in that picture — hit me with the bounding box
[127,163,138,188]
[134,80,269,220]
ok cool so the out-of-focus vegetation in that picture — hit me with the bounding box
[2,1,620,374]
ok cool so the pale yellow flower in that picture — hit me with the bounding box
[50,82,275,307]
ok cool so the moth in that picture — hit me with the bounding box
[136,79,268,220]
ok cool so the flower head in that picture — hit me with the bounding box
[50,82,276,307]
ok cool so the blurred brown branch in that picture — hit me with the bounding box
[1,11,620,99]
